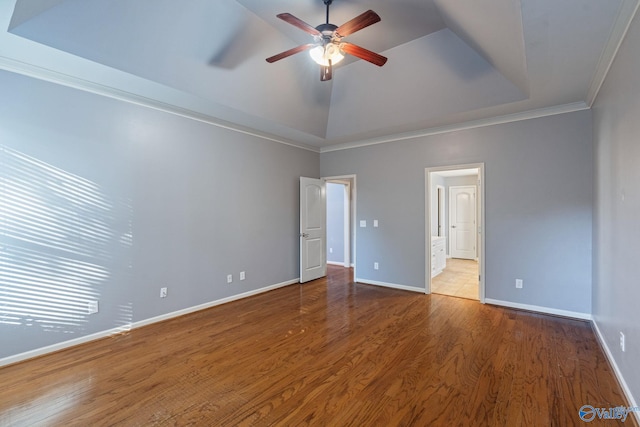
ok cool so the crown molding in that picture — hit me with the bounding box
[0,54,592,156]
[2,1,635,156]
[587,0,640,107]
[0,55,321,154]
[320,101,590,153]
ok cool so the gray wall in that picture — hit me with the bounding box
[321,110,593,314]
[326,182,345,264]
[0,70,319,359]
[592,11,640,405]
[444,175,477,187]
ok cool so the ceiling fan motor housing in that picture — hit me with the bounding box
[315,23,339,40]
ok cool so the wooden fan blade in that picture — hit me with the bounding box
[335,10,381,37]
[277,13,322,36]
[320,60,333,81]
[266,43,315,63]
[342,42,387,66]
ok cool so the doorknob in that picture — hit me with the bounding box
[451,225,456,228]
[300,233,309,238]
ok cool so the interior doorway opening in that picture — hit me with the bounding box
[425,165,485,302]
[324,175,356,276]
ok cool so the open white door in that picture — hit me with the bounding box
[300,177,326,283]
[449,185,477,259]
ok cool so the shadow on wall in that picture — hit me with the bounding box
[0,146,133,334]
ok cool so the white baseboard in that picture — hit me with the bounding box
[327,261,346,266]
[480,300,637,421]
[0,278,300,368]
[591,320,640,423]
[0,327,128,368]
[355,278,425,294]
[484,298,592,320]
[133,278,299,328]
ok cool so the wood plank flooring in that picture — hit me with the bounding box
[0,266,636,426]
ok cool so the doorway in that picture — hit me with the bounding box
[425,164,485,302]
[324,175,356,276]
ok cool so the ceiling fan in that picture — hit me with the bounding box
[266,0,387,81]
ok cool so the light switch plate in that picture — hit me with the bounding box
[360,220,366,227]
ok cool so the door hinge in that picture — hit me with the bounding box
[478,275,481,282]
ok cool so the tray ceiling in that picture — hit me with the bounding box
[0,0,634,150]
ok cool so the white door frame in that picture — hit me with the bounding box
[436,184,445,237]
[323,175,357,276]
[340,181,351,267]
[425,164,485,302]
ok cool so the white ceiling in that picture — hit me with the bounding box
[0,0,637,151]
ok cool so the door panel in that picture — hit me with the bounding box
[450,186,476,259]
[300,177,326,283]
[305,238,323,269]
[305,185,323,229]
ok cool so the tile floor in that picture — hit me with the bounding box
[431,258,479,300]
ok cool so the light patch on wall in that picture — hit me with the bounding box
[0,145,132,332]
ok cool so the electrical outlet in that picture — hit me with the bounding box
[373,220,379,227]
[329,247,333,253]
[88,301,99,314]
[240,271,245,281]
[620,332,625,352]
[227,274,233,283]
[374,262,379,270]
[515,279,523,289]
[160,287,167,298]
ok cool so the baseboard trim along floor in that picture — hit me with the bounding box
[484,298,591,321]
[0,277,300,368]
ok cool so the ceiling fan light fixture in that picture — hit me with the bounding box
[309,44,344,66]
[266,5,385,81]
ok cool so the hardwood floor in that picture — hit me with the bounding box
[0,266,636,426]
[431,258,479,300]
